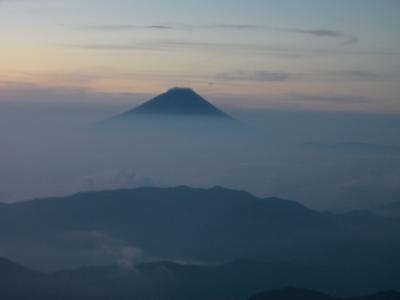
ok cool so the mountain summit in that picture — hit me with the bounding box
[121,87,231,118]
[105,87,243,132]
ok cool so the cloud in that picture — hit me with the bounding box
[69,39,352,56]
[325,70,385,81]
[72,21,366,53]
[90,231,144,269]
[0,0,52,4]
[146,25,171,29]
[341,36,359,46]
[215,70,294,82]
[78,169,155,192]
[207,24,263,30]
[18,69,144,84]
[71,38,400,58]
[71,39,399,59]
[277,28,359,46]
[75,22,357,46]
[78,24,172,31]
[103,244,143,269]
[76,23,262,32]
[282,28,342,37]
[291,93,370,104]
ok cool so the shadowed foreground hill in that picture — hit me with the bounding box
[0,186,345,267]
[249,287,400,300]
[1,258,399,300]
[0,186,400,294]
[374,201,400,217]
[0,257,40,281]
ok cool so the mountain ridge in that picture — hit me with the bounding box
[0,257,41,281]
[0,257,399,300]
[116,87,233,120]
[249,287,400,300]
[1,185,400,295]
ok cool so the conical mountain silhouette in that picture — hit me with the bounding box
[121,87,231,118]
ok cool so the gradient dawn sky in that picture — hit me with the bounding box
[0,0,399,112]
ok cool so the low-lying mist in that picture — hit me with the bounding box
[1,90,400,211]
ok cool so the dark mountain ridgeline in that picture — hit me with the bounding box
[0,187,400,295]
[249,287,400,300]
[306,142,400,156]
[0,258,399,300]
[0,257,41,281]
[374,201,400,217]
[0,186,343,268]
[249,287,336,300]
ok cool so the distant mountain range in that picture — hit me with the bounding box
[306,142,400,155]
[249,287,400,300]
[0,257,399,300]
[0,257,39,282]
[374,200,400,217]
[0,186,400,295]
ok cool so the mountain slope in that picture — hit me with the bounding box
[123,87,230,118]
[250,287,335,300]
[249,287,400,300]
[0,258,399,300]
[0,186,341,268]
[0,186,400,294]
[105,87,241,132]
[374,201,400,217]
[0,257,40,281]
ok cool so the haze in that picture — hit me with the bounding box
[1,2,400,299]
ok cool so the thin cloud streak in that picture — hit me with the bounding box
[215,71,294,82]
[77,24,172,31]
[76,23,263,31]
[291,93,370,104]
[207,24,263,30]
[277,28,359,46]
[76,23,357,45]
[324,70,385,81]
[70,39,400,57]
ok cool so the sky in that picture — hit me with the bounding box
[0,0,400,112]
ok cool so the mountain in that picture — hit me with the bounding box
[100,88,248,134]
[249,287,400,300]
[120,87,231,118]
[50,259,319,300]
[0,257,40,281]
[104,87,241,132]
[1,186,400,294]
[306,142,400,156]
[0,257,399,300]
[374,201,400,217]
[0,186,340,269]
[249,287,335,300]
